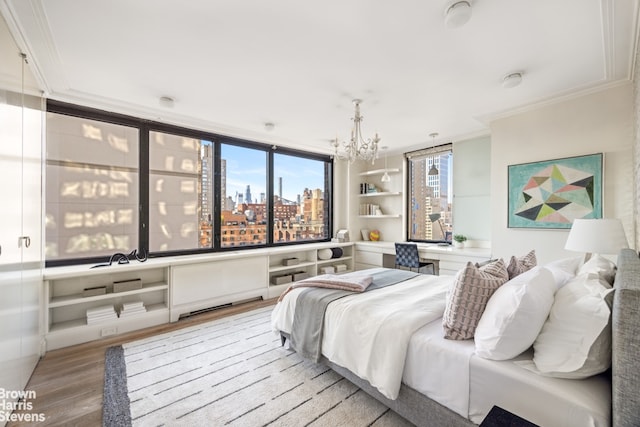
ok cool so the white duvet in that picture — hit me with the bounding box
[271,271,453,400]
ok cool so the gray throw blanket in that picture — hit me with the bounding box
[290,269,420,362]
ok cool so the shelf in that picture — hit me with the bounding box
[359,168,400,176]
[359,214,402,218]
[49,282,168,308]
[48,303,168,333]
[317,256,353,266]
[268,261,316,273]
[359,192,401,197]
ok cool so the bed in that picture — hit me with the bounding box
[271,249,640,427]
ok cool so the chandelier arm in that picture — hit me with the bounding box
[332,99,380,163]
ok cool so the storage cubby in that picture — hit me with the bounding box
[44,265,170,350]
[266,243,354,298]
[358,168,402,218]
[316,245,353,274]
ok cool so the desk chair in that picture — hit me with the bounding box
[394,243,436,274]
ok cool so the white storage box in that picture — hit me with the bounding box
[334,264,348,273]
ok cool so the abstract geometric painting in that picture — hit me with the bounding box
[508,153,603,228]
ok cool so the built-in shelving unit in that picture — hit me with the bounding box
[267,243,354,298]
[44,265,170,350]
[358,168,402,218]
[43,242,357,349]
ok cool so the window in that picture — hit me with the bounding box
[272,153,329,243]
[148,131,213,252]
[45,111,139,262]
[407,144,453,243]
[44,101,332,265]
[220,143,268,248]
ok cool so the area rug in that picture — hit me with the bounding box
[103,305,412,427]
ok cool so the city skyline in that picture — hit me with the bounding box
[222,144,326,203]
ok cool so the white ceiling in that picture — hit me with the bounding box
[1,0,638,155]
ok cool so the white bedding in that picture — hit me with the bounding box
[271,270,453,399]
[469,351,611,426]
[403,318,476,418]
[404,322,611,426]
[272,268,611,426]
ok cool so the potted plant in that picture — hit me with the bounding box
[453,234,467,248]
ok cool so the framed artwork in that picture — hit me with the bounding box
[508,153,603,229]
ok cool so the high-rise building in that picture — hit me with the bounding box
[410,158,429,239]
[245,185,253,204]
[199,142,212,221]
[410,154,452,241]
[198,141,213,248]
[410,152,451,240]
[221,159,229,210]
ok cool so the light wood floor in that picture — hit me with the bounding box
[7,298,277,427]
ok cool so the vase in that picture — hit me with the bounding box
[454,241,464,249]
[318,249,333,260]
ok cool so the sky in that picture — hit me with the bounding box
[222,144,325,203]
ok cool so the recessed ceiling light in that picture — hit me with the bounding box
[502,72,523,89]
[264,122,275,131]
[444,1,472,29]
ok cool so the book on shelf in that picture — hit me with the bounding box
[86,304,118,325]
[359,203,382,215]
[360,182,379,194]
[119,301,147,318]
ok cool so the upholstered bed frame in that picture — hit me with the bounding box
[317,249,639,427]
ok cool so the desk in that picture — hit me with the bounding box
[354,241,492,276]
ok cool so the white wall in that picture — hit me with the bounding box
[490,83,635,264]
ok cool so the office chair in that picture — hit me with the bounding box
[394,243,436,274]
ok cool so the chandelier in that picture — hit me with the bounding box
[331,99,380,164]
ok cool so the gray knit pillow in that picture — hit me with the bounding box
[507,250,537,279]
[443,259,509,340]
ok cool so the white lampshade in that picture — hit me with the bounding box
[565,218,629,255]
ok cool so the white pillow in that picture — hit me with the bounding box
[544,256,581,289]
[530,274,613,378]
[578,254,616,286]
[474,266,556,360]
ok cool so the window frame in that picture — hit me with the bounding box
[405,143,453,245]
[45,100,333,267]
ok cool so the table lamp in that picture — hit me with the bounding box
[564,218,629,262]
